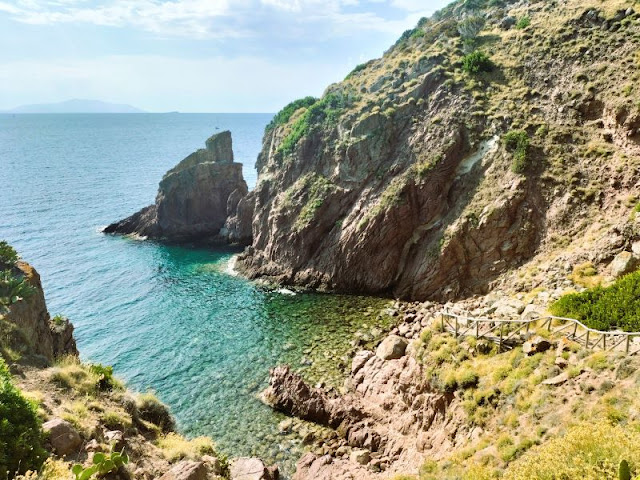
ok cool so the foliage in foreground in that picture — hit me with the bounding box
[0,359,47,479]
[550,270,640,331]
[72,451,128,480]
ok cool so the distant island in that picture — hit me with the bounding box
[2,99,146,114]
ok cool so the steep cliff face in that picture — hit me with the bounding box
[105,131,249,243]
[236,0,640,301]
[2,260,77,363]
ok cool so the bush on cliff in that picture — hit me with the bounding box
[0,359,47,479]
[278,93,352,155]
[0,242,18,267]
[550,270,640,331]
[462,51,493,74]
[267,96,318,130]
[504,130,530,174]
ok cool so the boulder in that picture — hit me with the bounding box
[43,418,82,456]
[611,251,638,278]
[523,336,553,355]
[542,372,569,386]
[159,461,207,480]
[521,304,542,321]
[493,298,526,318]
[230,458,278,480]
[350,449,370,465]
[376,335,408,360]
[632,241,640,257]
[500,16,517,29]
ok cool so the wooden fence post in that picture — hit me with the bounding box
[586,330,590,349]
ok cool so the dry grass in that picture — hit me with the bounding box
[409,320,640,479]
[156,433,216,463]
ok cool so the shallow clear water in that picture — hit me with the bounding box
[0,114,393,472]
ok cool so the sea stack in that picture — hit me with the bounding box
[104,130,249,243]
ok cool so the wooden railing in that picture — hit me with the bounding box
[439,309,640,355]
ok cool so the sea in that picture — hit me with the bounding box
[0,113,393,474]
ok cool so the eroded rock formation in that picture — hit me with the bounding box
[104,131,249,243]
[2,261,77,363]
[263,341,456,480]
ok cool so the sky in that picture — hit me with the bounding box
[0,0,452,112]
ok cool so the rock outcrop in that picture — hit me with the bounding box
[104,131,249,243]
[263,340,454,480]
[2,260,77,363]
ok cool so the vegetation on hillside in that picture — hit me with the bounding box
[550,271,640,331]
[267,96,318,131]
[0,358,46,479]
[0,241,35,312]
[402,320,640,479]
[278,93,355,155]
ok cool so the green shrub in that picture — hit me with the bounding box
[0,242,18,267]
[136,392,175,432]
[267,96,318,130]
[550,271,640,331]
[503,130,530,174]
[462,51,494,74]
[516,16,531,29]
[277,92,351,155]
[72,450,129,480]
[0,359,47,479]
[0,269,36,310]
[457,368,480,389]
[346,62,369,79]
[89,364,117,391]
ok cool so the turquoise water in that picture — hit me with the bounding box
[0,114,392,472]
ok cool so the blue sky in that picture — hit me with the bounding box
[0,0,451,112]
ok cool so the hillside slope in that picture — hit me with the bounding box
[234,0,640,301]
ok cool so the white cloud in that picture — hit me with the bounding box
[0,0,427,39]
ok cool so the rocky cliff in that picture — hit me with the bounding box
[1,260,77,363]
[104,131,249,244]
[234,0,640,301]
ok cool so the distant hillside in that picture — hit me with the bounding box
[3,99,145,114]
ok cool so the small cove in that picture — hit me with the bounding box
[0,113,395,475]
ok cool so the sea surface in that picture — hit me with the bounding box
[0,113,393,473]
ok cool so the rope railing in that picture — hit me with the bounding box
[438,309,640,355]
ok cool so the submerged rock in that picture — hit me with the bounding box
[104,131,250,243]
